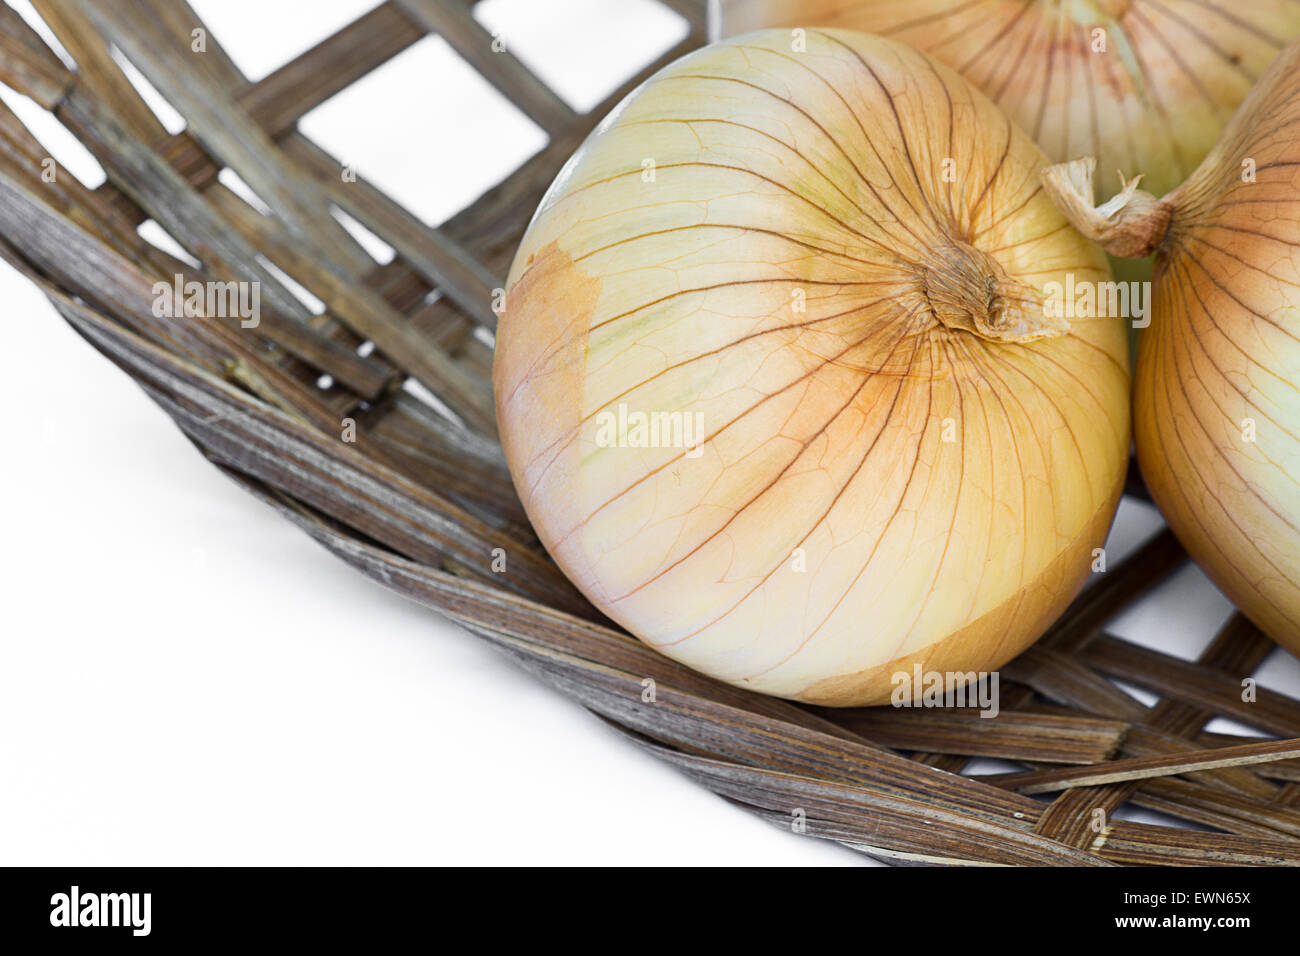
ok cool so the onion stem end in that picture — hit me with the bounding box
[1041,157,1174,259]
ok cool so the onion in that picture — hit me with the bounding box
[714,1,1300,201]
[494,29,1130,705]
[1041,38,1300,656]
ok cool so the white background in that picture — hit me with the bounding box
[3,0,1298,866]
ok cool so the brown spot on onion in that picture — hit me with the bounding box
[493,241,606,599]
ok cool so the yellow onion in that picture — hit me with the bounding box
[494,29,1130,705]
[714,1,1300,201]
[1042,38,1300,655]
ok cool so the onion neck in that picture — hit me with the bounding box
[920,237,1068,344]
[1041,157,1175,259]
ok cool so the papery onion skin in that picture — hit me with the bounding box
[715,0,1300,202]
[494,29,1130,705]
[1122,40,1300,653]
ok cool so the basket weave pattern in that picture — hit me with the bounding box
[4,0,1300,865]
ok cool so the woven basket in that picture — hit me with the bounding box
[4,0,1300,866]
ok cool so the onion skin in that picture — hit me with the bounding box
[495,29,1130,705]
[1047,38,1300,653]
[714,0,1300,201]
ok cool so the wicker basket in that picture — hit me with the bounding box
[3,0,1300,866]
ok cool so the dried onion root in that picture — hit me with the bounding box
[494,30,1129,705]
[1042,37,1300,654]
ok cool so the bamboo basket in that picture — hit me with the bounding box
[4,0,1300,866]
